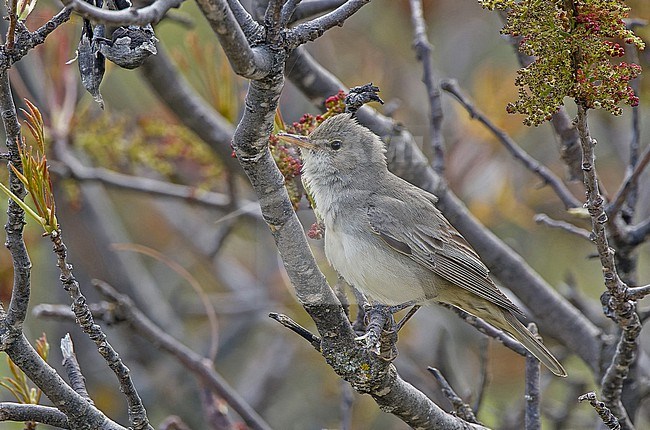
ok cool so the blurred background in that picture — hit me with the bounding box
[1,0,650,428]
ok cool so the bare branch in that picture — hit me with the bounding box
[264,0,285,41]
[0,70,30,331]
[51,141,261,219]
[576,105,639,429]
[409,0,445,173]
[226,0,263,39]
[194,0,273,79]
[443,304,527,356]
[607,142,650,217]
[0,403,70,428]
[59,0,183,25]
[280,0,302,26]
[441,79,581,210]
[51,232,153,430]
[427,367,482,425]
[626,284,650,301]
[533,213,591,241]
[290,0,347,23]
[578,392,621,430]
[284,0,373,50]
[61,334,93,403]
[269,312,321,350]
[525,324,541,430]
[4,335,126,429]
[628,216,650,246]
[92,280,273,430]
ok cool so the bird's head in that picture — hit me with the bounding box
[278,113,387,179]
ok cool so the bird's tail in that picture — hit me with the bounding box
[498,311,567,377]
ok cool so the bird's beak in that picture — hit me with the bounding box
[277,133,317,150]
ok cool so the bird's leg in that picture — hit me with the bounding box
[394,305,421,332]
[356,302,417,361]
[356,303,391,353]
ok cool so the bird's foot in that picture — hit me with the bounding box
[355,303,415,361]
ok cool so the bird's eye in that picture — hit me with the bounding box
[329,139,342,150]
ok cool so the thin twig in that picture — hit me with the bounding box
[533,213,591,241]
[51,232,153,430]
[60,334,93,404]
[409,0,445,174]
[427,367,482,425]
[525,324,541,430]
[441,79,581,209]
[607,143,650,217]
[443,304,527,356]
[284,0,373,50]
[578,392,621,430]
[92,280,273,430]
[269,312,322,351]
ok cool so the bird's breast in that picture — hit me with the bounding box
[324,224,431,305]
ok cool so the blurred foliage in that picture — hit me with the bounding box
[73,108,225,191]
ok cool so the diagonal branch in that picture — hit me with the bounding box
[195,0,274,78]
[290,0,347,23]
[441,79,581,210]
[607,142,650,217]
[284,0,373,49]
[51,231,153,430]
[92,280,273,430]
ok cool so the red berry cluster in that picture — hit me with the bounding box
[603,40,625,58]
[576,12,602,33]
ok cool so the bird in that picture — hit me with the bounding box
[279,113,567,377]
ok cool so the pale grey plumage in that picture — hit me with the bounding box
[286,113,566,377]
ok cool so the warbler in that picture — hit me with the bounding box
[280,113,566,377]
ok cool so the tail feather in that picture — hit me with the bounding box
[500,312,567,377]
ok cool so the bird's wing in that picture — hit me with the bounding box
[366,191,524,316]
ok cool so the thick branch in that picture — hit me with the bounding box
[194,0,273,78]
